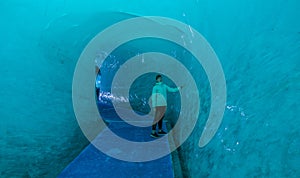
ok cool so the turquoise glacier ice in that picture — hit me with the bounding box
[0,0,299,177]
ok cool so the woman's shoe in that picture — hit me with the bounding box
[150,132,159,138]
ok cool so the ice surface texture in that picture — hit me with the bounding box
[0,0,299,177]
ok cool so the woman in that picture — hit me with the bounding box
[150,74,182,138]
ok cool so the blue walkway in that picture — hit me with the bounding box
[59,106,174,178]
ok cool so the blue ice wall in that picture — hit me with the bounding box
[0,0,299,177]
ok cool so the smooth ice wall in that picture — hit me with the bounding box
[0,0,299,177]
[176,1,300,177]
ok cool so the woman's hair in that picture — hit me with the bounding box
[156,74,162,81]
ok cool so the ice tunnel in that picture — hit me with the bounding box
[0,0,299,177]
